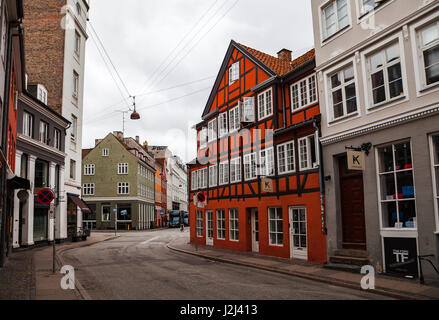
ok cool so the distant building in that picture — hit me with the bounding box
[82,132,156,230]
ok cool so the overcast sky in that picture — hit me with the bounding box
[82,0,314,162]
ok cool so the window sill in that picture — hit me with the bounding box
[328,112,359,125]
[258,113,273,122]
[419,81,439,94]
[357,0,392,22]
[322,25,350,45]
[268,244,284,248]
[368,95,406,112]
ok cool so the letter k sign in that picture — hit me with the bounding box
[347,150,365,171]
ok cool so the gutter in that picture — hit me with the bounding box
[313,118,327,235]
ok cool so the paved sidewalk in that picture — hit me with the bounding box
[0,233,118,300]
[167,237,439,300]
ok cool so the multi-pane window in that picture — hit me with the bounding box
[219,112,228,137]
[277,141,295,174]
[242,97,255,122]
[216,209,226,240]
[329,65,357,120]
[259,148,275,177]
[196,211,203,237]
[208,118,217,142]
[37,85,48,105]
[298,135,318,171]
[102,148,109,157]
[54,129,61,150]
[291,208,307,250]
[83,183,95,196]
[229,209,239,241]
[244,153,257,181]
[73,71,79,97]
[229,61,240,84]
[199,127,208,149]
[432,135,439,230]
[359,0,380,16]
[206,211,214,239]
[191,170,198,190]
[23,112,33,137]
[39,121,49,145]
[118,182,130,195]
[118,163,129,175]
[84,164,95,176]
[219,161,229,185]
[71,115,78,141]
[258,88,273,120]
[323,0,349,39]
[74,31,81,56]
[209,165,218,187]
[377,141,416,229]
[367,42,403,107]
[229,104,240,132]
[197,168,207,189]
[269,207,283,246]
[230,157,241,183]
[418,21,439,87]
[291,74,317,111]
[102,205,111,222]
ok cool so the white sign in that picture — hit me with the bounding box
[347,150,365,171]
[49,203,55,219]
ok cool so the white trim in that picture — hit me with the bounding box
[117,163,129,175]
[219,161,229,186]
[209,164,218,187]
[268,207,284,247]
[117,182,130,195]
[355,0,394,23]
[84,164,95,176]
[229,208,239,242]
[208,118,218,142]
[289,206,308,260]
[229,104,240,133]
[429,133,439,232]
[216,209,226,240]
[102,148,109,157]
[218,112,228,138]
[230,157,241,183]
[17,134,67,158]
[257,87,273,121]
[290,73,318,112]
[243,152,257,181]
[277,140,296,175]
[298,135,318,171]
[82,183,95,196]
[259,147,275,177]
[318,0,353,47]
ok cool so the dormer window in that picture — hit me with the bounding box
[229,61,240,85]
[37,84,48,105]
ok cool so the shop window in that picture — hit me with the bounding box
[229,209,239,241]
[102,205,111,222]
[377,141,416,229]
[432,135,439,230]
[216,209,226,240]
[35,159,49,189]
[269,207,283,246]
[117,205,131,221]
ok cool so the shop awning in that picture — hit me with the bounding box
[7,175,31,190]
[68,194,91,214]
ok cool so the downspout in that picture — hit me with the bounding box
[281,78,287,129]
[313,118,327,235]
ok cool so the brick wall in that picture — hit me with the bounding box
[22,0,66,114]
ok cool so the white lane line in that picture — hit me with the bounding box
[140,236,160,245]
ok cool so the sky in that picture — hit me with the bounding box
[82,0,315,163]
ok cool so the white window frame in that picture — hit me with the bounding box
[290,74,317,111]
[219,112,228,137]
[244,152,257,181]
[118,163,129,175]
[229,104,240,133]
[429,134,439,232]
[229,209,239,241]
[37,85,48,105]
[198,167,208,189]
[191,170,198,190]
[102,148,109,157]
[83,183,95,196]
[23,112,33,138]
[208,118,217,142]
[74,30,81,56]
[84,164,95,176]
[73,71,79,98]
[268,207,283,246]
[209,165,218,187]
[39,121,49,145]
[298,135,318,171]
[71,115,78,141]
[242,97,255,122]
[230,157,241,183]
[361,35,408,110]
[321,0,350,40]
[219,161,229,186]
[277,141,295,175]
[196,210,203,237]
[257,88,273,121]
[229,61,240,84]
[199,127,208,149]
[216,209,226,240]
[117,182,130,195]
[54,128,61,150]
[259,147,275,177]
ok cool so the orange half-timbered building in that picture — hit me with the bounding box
[188,41,327,264]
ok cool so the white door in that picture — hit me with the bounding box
[251,209,259,253]
[206,211,214,246]
[289,207,308,260]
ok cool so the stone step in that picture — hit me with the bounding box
[333,249,369,258]
[329,255,369,266]
[324,263,362,274]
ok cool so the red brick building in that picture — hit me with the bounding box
[188,41,327,264]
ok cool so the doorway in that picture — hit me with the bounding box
[206,211,213,246]
[289,207,308,260]
[33,208,48,242]
[251,208,259,253]
[339,156,367,250]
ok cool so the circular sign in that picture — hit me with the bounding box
[197,192,206,203]
[37,189,55,205]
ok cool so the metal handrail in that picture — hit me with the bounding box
[418,255,439,285]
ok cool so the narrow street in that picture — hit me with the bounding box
[60,229,390,300]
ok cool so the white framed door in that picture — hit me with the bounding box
[289,207,308,260]
[206,211,213,246]
[251,209,259,253]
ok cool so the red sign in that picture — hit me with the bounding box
[197,192,206,203]
[37,189,55,205]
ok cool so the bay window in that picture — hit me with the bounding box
[418,20,439,87]
[230,157,241,183]
[322,0,349,39]
[244,152,257,181]
[219,161,229,185]
[277,141,295,174]
[377,141,416,229]
[257,88,273,120]
[291,74,317,111]
[229,104,240,132]
[259,147,275,176]
[219,112,228,137]
[269,207,283,246]
[298,135,318,171]
[329,64,357,120]
[367,42,404,107]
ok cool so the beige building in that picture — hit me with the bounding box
[311,0,439,279]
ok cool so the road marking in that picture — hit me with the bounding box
[140,236,160,245]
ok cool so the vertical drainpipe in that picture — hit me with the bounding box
[313,118,327,235]
[281,79,287,129]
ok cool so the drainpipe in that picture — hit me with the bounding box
[280,78,287,129]
[313,118,327,235]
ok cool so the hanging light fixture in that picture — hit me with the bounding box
[130,96,140,120]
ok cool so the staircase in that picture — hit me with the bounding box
[326,249,370,272]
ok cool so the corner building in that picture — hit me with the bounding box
[188,41,327,263]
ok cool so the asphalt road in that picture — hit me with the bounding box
[61,229,390,300]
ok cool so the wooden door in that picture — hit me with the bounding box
[339,156,367,250]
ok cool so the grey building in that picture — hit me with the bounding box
[311,0,439,279]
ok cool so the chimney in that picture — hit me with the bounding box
[113,131,124,141]
[136,136,140,144]
[277,49,292,62]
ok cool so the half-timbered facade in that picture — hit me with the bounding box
[188,41,327,264]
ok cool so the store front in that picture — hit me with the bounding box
[33,206,48,242]
[117,204,132,230]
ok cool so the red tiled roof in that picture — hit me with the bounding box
[237,43,315,76]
